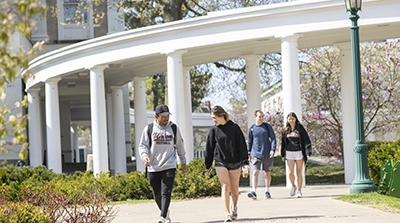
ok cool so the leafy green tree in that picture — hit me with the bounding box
[0,0,46,160]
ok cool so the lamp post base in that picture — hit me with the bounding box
[350,180,376,194]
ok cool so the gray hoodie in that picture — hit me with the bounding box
[138,121,187,172]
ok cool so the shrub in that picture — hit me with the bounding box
[173,159,220,199]
[114,171,152,200]
[20,185,117,223]
[368,139,400,186]
[0,201,51,223]
[0,165,57,201]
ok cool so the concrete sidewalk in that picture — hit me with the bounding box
[112,184,399,223]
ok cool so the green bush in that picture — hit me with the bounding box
[0,165,57,201]
[0,201,51,223]
[173,159,220,199]
[114,171,152,200]
[368,139,400,186]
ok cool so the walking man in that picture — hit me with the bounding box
[138,104,187,223]
[247,110,276,199]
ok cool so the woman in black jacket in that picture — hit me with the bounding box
[205,105,249,222]
[281,112,312,198]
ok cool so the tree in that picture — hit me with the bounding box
[300,40,400,160]
[0,0,46,160]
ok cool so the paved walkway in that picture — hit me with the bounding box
[112,184,399,223]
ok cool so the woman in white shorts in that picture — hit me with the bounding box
[281,112,312,198]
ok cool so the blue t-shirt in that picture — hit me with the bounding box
[247,123,276,158]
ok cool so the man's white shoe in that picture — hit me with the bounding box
[296,191,302,198]
[166,210,171,223]
[157,216,167,223]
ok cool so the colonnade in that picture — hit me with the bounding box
[26,35,356,184]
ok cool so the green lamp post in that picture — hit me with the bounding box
[344,0,376,194]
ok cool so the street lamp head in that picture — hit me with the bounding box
[344,0,362,12]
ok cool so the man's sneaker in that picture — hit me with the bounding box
[265,191,271,198]
[231,206,238,220]
[247,191,257,200]
[157,216,167,223]
[296,191,302,198]
[290,186,297,197]
[224,214,232,222]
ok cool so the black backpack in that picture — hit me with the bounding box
[146,123,177,148]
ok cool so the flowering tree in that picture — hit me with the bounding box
[229,100,248,137]
[300,40,400,161]
[264,111,284,154]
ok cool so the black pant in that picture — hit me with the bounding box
[148,168,176,218]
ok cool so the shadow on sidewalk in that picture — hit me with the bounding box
[194,215,325,223]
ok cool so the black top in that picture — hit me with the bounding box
[286,129,301,151]
[205,120,249,170]
[281,124,312,162]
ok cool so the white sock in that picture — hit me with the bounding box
[265,187,270,192]
[252,187,256,192]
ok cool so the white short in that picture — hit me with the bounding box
[285,151,303,161]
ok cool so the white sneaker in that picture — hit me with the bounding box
[290,186,297,196]
[224,214,232,222]
[157,216,167,223]
[166,210,171,223]
[296,191,302,198]
[231,206,238,220]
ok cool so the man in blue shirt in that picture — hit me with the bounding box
[247,110,276,199]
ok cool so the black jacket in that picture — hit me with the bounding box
[205,120,249,170]
[281,124,312,162]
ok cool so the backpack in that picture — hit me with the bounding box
[147,123,177,148]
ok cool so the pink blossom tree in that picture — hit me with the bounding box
[299,40,400,161]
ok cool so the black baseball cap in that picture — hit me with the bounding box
[155,104,172,116]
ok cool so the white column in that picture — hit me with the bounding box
[106,93,115,173]
[27,88,43,167]
[45,78,62,173]
[243,55,264,187]
[166,50,187,163]
[31,0,49,41]
[70,124,78,162]
[88,65,109,175]
[279,34,305,188]
[112,86,127,174]
[133,77,147,172]
[336,42,356,184]
[244,55,261,126]
[60,101,72,163]
[122,85,132,160]
[280,34,303,121]
[183,67,194,162]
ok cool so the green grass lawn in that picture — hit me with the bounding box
[336,192,400,214]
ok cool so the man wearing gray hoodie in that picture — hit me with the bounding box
[138,104,187,223]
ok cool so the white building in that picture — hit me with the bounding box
[4,0,400,184]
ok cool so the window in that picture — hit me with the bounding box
[63,0,88,25]
[57,0,93,40]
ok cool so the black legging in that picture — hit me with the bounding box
[148,168,176,218]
